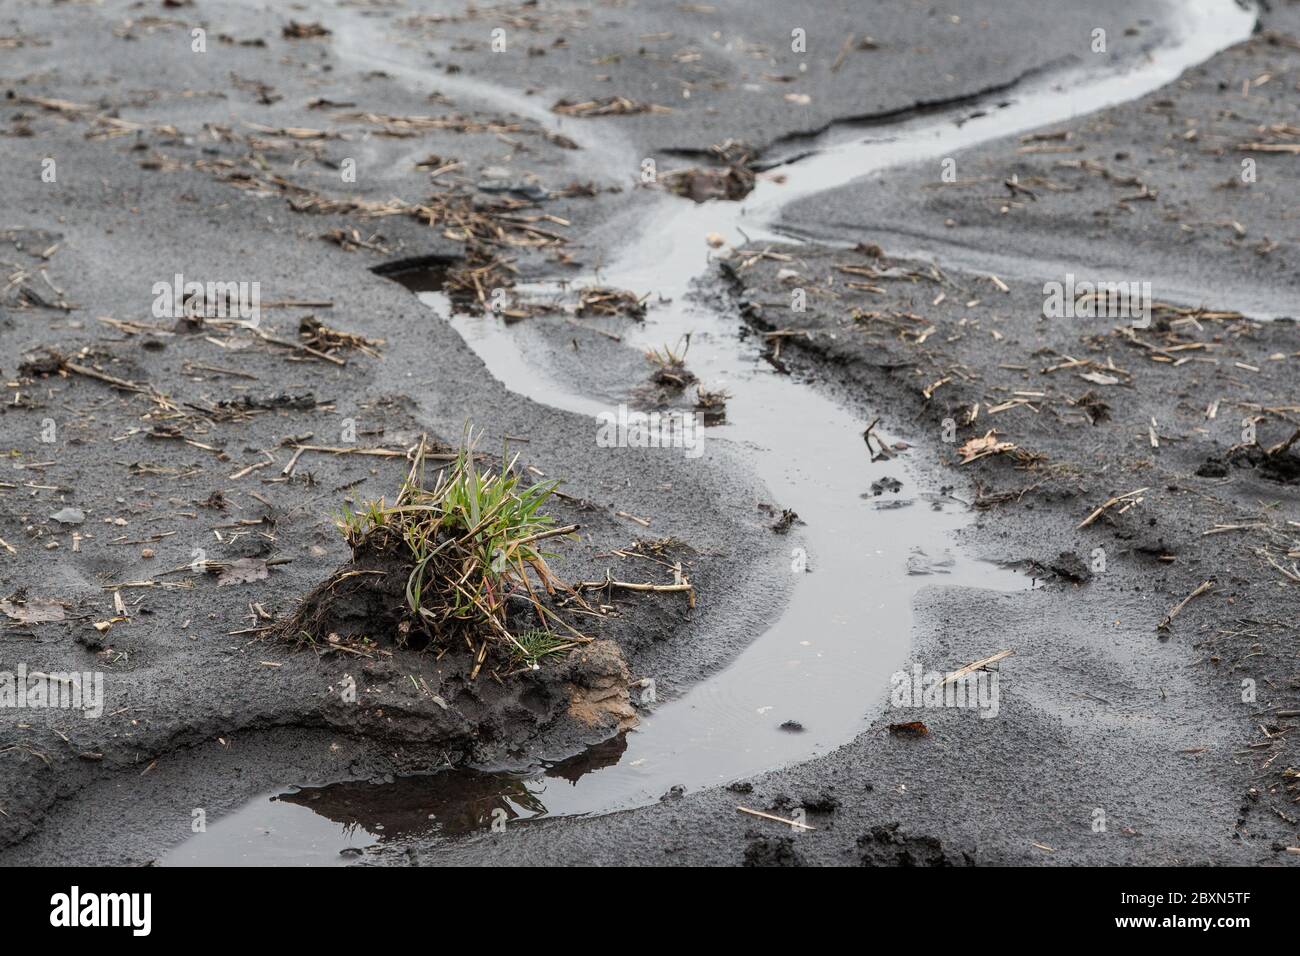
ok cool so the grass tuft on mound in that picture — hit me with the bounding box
[330,429,585,664]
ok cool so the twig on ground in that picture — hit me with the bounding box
[1156,580,1214,631]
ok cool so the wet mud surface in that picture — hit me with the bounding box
[0,0,1296,865]
[783,8,1300,315]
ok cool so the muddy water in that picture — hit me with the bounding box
[165,0,1255,864]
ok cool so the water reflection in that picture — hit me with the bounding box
[279,735,628,840]
[164,736,628,864]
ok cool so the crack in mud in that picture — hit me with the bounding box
[759,57,1071,158]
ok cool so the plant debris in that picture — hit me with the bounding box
[577,286,647,319]
[298,316,383,358]
[282,20,330,39]
[956,430,1018,464]
[661,141,758,202]
[645,337,696,389]
[552,96,670,117]
[889,720,931,738]
[1,595,66,624]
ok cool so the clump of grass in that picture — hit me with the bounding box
[644,335,697,389]
[509,627,580,670]
[335,430,584,661]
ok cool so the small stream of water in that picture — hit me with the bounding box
[164,0,1256,865]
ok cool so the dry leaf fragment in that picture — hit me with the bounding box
[957,430,1017,464]
[50,507,86,525]
[889,720,930,737]
[1078,371,1120,386]
[0,597,66,624]
[216,557,270,587]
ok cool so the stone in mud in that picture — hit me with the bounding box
[565,640,637,732]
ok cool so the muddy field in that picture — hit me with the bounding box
[0,0,1296,868]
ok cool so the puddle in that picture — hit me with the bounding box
[164,740,628,866]
[167,0,1254,863]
